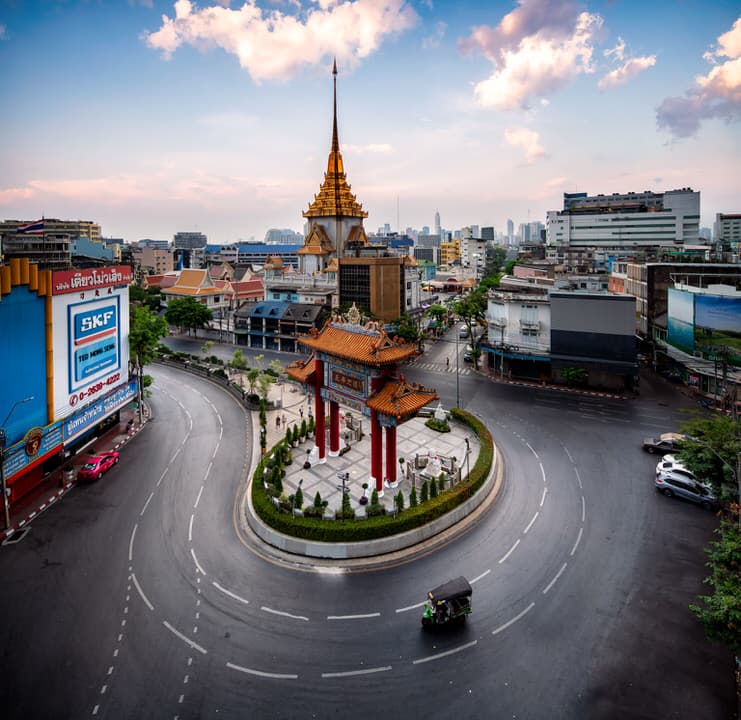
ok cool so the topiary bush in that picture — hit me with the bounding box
[425,417,451,433]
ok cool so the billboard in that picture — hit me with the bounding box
[52,268,130,420]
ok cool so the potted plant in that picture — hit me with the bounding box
[359,482,369,505]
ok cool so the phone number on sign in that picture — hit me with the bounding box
[69,373,121,405]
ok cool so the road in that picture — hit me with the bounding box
[0,333,735,719]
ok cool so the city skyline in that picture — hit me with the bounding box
[1,0,739,243]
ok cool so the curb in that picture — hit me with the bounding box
[239,412,503,566]
[0,411,149,544]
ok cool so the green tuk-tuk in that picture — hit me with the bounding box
[422,576,472,627]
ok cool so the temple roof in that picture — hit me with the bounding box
[297,323,416,366]
[366,376,438,419]
[303,61,367,221]
[286,356,317,384]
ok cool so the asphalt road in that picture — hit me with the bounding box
[0,335,735,719]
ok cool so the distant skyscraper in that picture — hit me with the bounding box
[506,219,514,241]
[434,211,441,238]
[173,231,207,249]
[481,226,495,242]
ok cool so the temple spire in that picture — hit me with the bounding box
[332,57,339,153]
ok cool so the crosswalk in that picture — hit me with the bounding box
[408,361,472,375]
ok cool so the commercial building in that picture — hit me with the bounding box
[715,213,741,252]
[440,239,461,266]
[0,259,136,512]
[173,231,208,249]
[546,188,701,250]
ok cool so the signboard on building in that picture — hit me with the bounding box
[2,422,63,481]
[51,269,130,420]
[64,381,137,443]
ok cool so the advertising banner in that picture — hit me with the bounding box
[64,381,137,442]
[52,266,133,295]
[52,284,130,420]
[2,422,63,481]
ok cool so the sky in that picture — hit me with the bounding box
[1,0,740,244]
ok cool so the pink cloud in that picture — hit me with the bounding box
[598,54,656,90]
[144,0,417,82]
[657,15,741,137]
[504,126,546,163]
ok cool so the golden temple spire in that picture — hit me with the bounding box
[303,57,367,221]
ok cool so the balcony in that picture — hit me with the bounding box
[519,319,540,330]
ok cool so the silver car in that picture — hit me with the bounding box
[655,469,717,509]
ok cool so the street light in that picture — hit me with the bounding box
[455,327,460,408]
[464,436,470,480]
[0,396,34,530]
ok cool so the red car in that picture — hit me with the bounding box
[77,451,120,481]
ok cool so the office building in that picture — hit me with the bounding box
[546,188,701,250]
[715,213,741,251]
[173,231,208,249]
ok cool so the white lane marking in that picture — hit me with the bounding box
[395,601,425,614]
[194,486,204,509]
[574,468,582,489]
[543,562,568,595]
[107,666,114,676]
[322,666,392,678]
[327,613,380,620]
[498,538,520,564]
[100,685,107,695]
[523,511,539,534]
[226,662,297,679]
[581,495,586,522]
[412,640,477,665]
[188,514,194,543]
[564,446,574,463]
[218,426,223,440]
[470,569,491,584]
[261,606,309,621]
[204,461,212,482]
[539,462,546,483]
[171,446,182,462]
[492,602,535,636]
[212,581,250,605]
[540,487,548,507]
[526,442,539,459]
[140,492,154,517]
[156,469,167,487]
[92,704,99,715]
[128,524,137,562]
[570,527,583,557]
[132,573,154,611]
[190,548,206,576]
[163,621,207,654]
[212,442,220,458]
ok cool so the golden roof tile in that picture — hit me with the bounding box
[366,376,438,419]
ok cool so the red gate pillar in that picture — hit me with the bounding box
[370,410,383,493]
[314,359,326,460]
[385,425,397,487]
[329,400,340,456]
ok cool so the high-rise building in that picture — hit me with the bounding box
[546,188,700,249]
[506,219,514,242]
[263,228,302,245]
[715,213,741,251]
[173,231,208,249]
[434,211,441,238]
[481,226,495,242]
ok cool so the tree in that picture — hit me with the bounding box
[130,284,162,312]
[246,368,260,394]
[689,520,741,655]
[454,289,487,369]
[230,349,248,371]
[165,297,212,337]
[129,305,168,423]
[394,491,405,513]
[256,373,274,403]
[271,465,283,494]
[409,487,418,508]
[294,485,303,510]
[300,419,307,439]
[292,425,300,445]
[285,427,293,447]
[420,479,429,503]
[392,314,420,343]
[430,475,438,498]
[201,340,214,359]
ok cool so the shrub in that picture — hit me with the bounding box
[285,427,293,446]
[313,491,323,508]
[294,485,304,510]
[307,416,315,435]
[420,480,429,503]
[292,425,300,445]
[438,472,446,491]
[300,419,307,439]
[425,417,451,433]
[430,476,438,498]
[409,487,418,508]
[394,491,405,513]
[271,465,283,494]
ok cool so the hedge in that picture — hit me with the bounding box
[251,408,494,543]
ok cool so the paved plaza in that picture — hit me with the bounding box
[259,380,481,516]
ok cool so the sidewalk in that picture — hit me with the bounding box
[1,403,148,543]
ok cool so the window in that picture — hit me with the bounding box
[522,328,538,337]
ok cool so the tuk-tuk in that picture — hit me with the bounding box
[422,576,472,627]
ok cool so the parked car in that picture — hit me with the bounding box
[459,325,469,338]
[463,351,473,363]
[77,451,120,482]
[655,454,694,477]
[655,470,717,509]
[642,432,686,454]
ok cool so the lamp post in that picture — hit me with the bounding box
[464,436,470,481]
[1,396,34,530]
[455,327,460,408]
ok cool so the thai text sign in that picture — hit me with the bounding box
[52,266,133,295]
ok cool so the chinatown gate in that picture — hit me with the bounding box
[286,310,437,495]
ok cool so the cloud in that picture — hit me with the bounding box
[144,0,418,82]
[459,0,602,110]
[598,54,655,90]
[504,126,545,163]
[657,16,741,138]
[422,21,446,49]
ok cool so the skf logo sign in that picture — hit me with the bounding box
[75,306,117,342]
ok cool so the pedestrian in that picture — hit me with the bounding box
[276,415,281,429]
[446,357,450,368]
[299,407,304,419]
[282,413,287,426]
